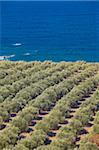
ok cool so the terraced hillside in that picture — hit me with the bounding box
[0,61,99,150]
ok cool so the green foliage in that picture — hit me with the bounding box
[93,124,99,134]
[11,117,28,132]
[36,145,61,150]
[0,61,99,150]
[79,142,99,150]
[13,144,29,150]
[19,130,47,150]
[0,126,19,149]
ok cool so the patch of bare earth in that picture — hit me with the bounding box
[90,134,99,147]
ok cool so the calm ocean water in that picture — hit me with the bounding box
[0,1,99,62]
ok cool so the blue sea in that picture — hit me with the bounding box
[0,1,99,62]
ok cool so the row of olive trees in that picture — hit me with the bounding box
[0,62,73,102]
[31,65,96,111]
[78,91,99,150]
[0,61,44,80]
[0,64,95,127]
[0,61,93,102]
[12,75,99,150]
[0,64,97,150]
[0,62,86,132]
[0,61,86,80]
[10,66,93,132]
[0,61,74,102]
[0,61,28,70]
[0,62,85,121]
[35,75,99,132]
[0,62,55,101]
[0,61,56,87]
[51,88,99,150]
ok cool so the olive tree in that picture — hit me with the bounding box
[19,130,47,150]
[0,126,19,149]
[11,117,28,132]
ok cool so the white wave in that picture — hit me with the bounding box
[0,55,15,60]
[0,56,5,60]
[12,43,22,46]
[24,53,30,56]
[6,55,15,58]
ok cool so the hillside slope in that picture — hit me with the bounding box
[0,61,99,150]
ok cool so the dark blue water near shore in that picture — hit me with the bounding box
[0,1,99,62]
